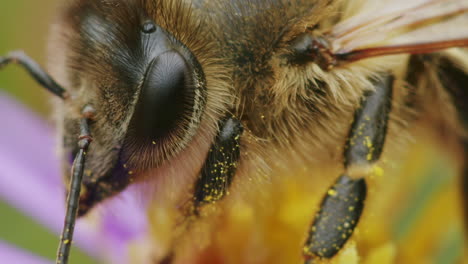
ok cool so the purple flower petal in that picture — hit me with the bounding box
[0,93,150,263]
[0,241,52,264]
[97,185,149,264]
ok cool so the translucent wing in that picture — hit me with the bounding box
[328,0,468,64]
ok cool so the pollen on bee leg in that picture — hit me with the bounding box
[302,75,393,261]
[371,165,384,178]
[304,175,366,259]
[346,164,373,179]
[192,117,242,212]
[347,164,385,180]
[336,242,359,264]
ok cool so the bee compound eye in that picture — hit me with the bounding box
[131,51,195,141]
[142,20,157,34]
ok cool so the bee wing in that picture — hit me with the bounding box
[329,0,468,62]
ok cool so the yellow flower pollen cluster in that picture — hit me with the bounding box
[143,139,464,264]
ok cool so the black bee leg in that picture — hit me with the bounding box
[160,117,242,264]
[437,57,468,230]
[192,116,243,215]
[56,106,95,264]
[303,75,394,261]
[0,51,69,99]
[461,140,468,231]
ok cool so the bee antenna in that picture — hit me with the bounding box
[56,106,94,264]
[334,39,468,66]
[0,51,70,100]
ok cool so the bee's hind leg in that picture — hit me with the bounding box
[437,56,468,232]
[461,140,468,232]
[303,74,394,262]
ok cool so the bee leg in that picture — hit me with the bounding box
[192,116,243,215]
[57,106,95,264]
[461,140,468,231]
[303,75,394,261]
[0,51,68,99]
[437,57,468,230]
[159,117,242,264]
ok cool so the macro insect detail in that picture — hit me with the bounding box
[1,0,468,263]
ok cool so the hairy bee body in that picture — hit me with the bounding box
[51,0,467,262]
[2,0,467,263]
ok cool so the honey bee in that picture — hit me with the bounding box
[1,0,467,263]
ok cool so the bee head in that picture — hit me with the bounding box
[48,0,232,212]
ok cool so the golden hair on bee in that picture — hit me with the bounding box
[1,0,467,263]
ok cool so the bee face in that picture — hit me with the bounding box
[48,0,233,214]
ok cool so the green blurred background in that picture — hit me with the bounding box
[1,0,56,115]
[0,1,96,263]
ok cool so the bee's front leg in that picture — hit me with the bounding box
[303,74,394,262]
[160,116,243,264]
[192,116,243,214]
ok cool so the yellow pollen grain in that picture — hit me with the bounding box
[336,243,359,264]
[152,141,156,145]
[364,136,372,148]
[328,189,338,196]
[372,166,384,177]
